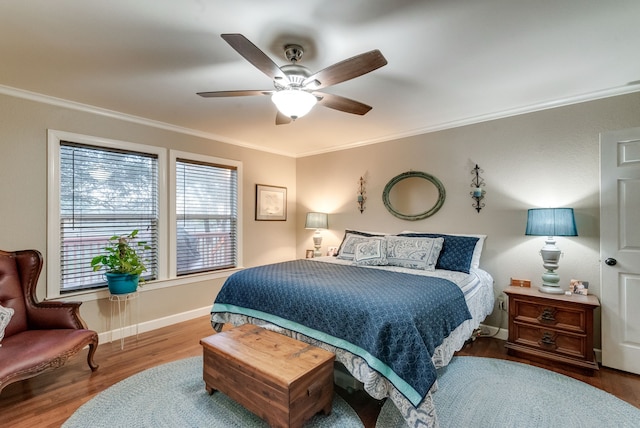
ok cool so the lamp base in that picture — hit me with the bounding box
[538,285,565,295]
[537,239,564,295]
[313,233,323,258]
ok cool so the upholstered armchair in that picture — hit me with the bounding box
[0,249,99,393]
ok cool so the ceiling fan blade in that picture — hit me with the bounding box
[275,110,292,125]
[221,34,290,85]
[315,92,372,115]
[303,50,387,90]
[197,90,272,98]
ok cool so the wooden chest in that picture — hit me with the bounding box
[504,286,600,373]
[200,324,335,428]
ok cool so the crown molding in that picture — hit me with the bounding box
[0,84,294,157]
[3,83,639,159]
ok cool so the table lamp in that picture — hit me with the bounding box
[305,212,328,257]
[525,208,577,294]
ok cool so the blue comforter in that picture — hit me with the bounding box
[211,259,471,405]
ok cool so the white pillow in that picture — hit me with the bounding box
[469,235,486,268]
[0,305,14,347]
[353,237,388,266]
[385,236,444,271]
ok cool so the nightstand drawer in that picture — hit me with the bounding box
[512,299,587,333]
[510,322,588,360]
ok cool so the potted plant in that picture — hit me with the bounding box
[91,230,151,294]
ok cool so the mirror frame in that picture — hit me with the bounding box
[382,171,446,220]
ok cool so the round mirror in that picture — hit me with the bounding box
[382,171,446,220]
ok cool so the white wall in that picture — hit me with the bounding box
[296,92,640,347]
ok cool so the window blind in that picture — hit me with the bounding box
[176,158,237,275]
[59,142,158,292]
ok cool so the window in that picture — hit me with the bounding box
[47,130,242,300]
[176,158,238,275]
[58,142,159,293]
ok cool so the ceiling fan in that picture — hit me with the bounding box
[197,34,388,125]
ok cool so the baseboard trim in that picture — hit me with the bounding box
[594,348,602,363]
[478,323,509,341]
[98,306,212,344]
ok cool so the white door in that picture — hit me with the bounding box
[600,126,640,375]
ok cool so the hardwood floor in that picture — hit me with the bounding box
[1,316,638,428]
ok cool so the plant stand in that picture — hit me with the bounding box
[109,291,139,350]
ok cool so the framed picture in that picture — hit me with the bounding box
[569,279,589,295]
[305,250,314,259]
[255,184,287,221]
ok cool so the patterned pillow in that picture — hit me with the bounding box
[337,231,386,261]
[399,233,480,273]
[353,237,388,266]
[403,231,486,269]
[385,236,444,271]
[0,305,15,347]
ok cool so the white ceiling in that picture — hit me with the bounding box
[1,0,639,157]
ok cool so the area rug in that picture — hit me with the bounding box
[375,356,640,428]
[63,357,363,428]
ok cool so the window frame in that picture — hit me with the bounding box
[47,130,243,301]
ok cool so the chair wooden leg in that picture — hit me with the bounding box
[87,339,99,371]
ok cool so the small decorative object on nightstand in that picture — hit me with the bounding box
[504,286,599,373]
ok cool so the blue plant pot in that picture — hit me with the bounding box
[106,273,139,295]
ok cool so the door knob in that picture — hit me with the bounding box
[605,258,617,266]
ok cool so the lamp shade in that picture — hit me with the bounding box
[305,212,328,230]
[525,208,577,237]
[272,89,317,119]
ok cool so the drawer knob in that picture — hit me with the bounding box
[540,332,556,347]
[539,307,556,323]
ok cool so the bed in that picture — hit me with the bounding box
[211,230,494,428]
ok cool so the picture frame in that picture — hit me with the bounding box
[255,184,287,221]
[569,279,589,295]
[305,250,314,259]
[327,246,339,256]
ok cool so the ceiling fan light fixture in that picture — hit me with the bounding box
[271,89,317,120]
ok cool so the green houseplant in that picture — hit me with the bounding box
[91,230,151,294]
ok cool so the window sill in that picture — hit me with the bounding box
[47,267,243,303]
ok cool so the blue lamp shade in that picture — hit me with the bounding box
[525,208,577,237]
[305,212,328,230]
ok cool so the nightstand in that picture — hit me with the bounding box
[504,286,599,373]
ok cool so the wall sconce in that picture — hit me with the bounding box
[470,164,485,213]
[357,176,366,213]
[305,212,328,257]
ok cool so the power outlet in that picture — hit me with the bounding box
[497,296,507,311]
[510,277,531,288]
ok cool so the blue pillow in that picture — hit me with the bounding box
[398,233,479,273]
